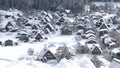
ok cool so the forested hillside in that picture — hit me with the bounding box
[0,0,119,13]
[0,0,89,12]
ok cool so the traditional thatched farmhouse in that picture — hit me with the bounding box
[37,44,72,63]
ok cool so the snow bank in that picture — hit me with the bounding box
[0,55,96,68]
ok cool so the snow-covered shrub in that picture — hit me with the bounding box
[14,42,18,46]
[75,35,82,41]
[76,44,90,54]
[18,48,35,60]
[60,26,72,35]
[56,45,73,61]
[27,48,34,56]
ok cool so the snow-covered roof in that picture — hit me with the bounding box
[91,12,103,17]
[0,20,16,28]
[47,13,53,20]
[64,17,75,23]
[104,37,114,44]
[65,9,70,13]
[26,19,40,25]
[90,46,102,52]
[112,48,120,54]
[45,16,51,22]
[86,33,96,38]
[41,11,47,16]
[85,39,100,48]
[99,23,109,30]
[38,43,65,59]
[85,30,95,34]
[100,34,109,39]
[44,23,55,31]
[88,36,96,40]
[77,30,84,34]
[99,29,108,32]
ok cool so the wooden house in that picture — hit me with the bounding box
[99,23,109,30]
[59,17,65,22]
[25,23,32,27]
[4,39,13,46]
[18,32,29,42]
[107,18,113,24]
[41,18,47,24]
[111,48,120,59]
[91,46,102,55]
[95,19,103,28]
[103,37,117,49]
[95,21,102,28]
[85,39,101,55]
[44,23,55,32]
[32,24,39,30]
[37,44,60,63]
[47,13,53,20]
[34,32,43,41]
[99,29,108,37]
[85,39,100,49]
[86,39,98,44]
[30,30,38,38]
[5,21,14,31]
[45,17,51,22]
[38,47,58,63]
[37,44,70,63]
[43,28,50,34]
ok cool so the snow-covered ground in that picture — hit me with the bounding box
[0,31,110,68]
[0,32,97,68]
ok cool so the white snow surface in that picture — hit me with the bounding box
[0,33,97,68]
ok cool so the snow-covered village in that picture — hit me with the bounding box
[0,0,120,68]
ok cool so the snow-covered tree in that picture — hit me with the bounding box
[56,45,73,61]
